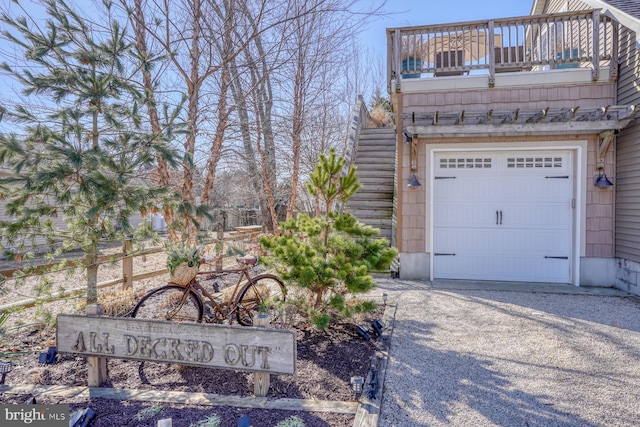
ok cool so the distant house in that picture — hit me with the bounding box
[0,165,66,253]
[0,165,145,255]
[348,0,640,296]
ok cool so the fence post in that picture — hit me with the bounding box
[253,313,270,397]
[216,227,224,270]
[85,304,107,387]
[122,239,133,290]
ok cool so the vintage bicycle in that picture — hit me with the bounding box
[130,255,286,326]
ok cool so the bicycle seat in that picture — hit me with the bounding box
[237,255,258,265]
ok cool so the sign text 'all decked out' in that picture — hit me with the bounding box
[57,315,296,375]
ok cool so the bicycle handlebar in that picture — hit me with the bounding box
[199,255,258,266]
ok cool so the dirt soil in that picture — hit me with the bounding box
[0,308,383,427]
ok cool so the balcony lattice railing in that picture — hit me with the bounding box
[387,9,618,87]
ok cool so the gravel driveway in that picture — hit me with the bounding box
[376,279,640,427]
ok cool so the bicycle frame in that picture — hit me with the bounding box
[131,255,285,326]
[181,262,254,323]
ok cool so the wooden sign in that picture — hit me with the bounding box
[57,315,296,375]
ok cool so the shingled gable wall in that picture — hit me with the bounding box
[396,74,619,283]
[402,81,616,112]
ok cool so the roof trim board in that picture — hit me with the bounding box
[582,0,640,47]
[403,105,638,137]
[533,0,640,47]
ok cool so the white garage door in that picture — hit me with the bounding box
[433,151,573,283]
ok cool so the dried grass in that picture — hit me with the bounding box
[76,287,139,317]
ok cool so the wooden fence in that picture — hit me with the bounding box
[0,229,264,314]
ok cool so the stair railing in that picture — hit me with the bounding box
[338,95,372,213]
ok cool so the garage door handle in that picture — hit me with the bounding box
[499,210,503,225]
[496,210,503,225]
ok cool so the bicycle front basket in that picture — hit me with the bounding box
[170,262,200,285]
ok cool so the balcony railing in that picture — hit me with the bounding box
[387,9,618,87]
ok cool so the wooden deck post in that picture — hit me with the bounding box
[122,239,133,290]
[85,304,107,387]
[253,313,270,397]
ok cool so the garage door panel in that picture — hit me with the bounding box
[433,253,570,282]
[435,203,571,229]
[433,255,494,280]
[501,203,571,229]
[435,228,571,256]
[538,258,571,281]
[434,228,505,253]
[434,177,501,201]
[434,203,502,228]
[501,177,571,202]
[500,229,571,255]
[433,150,573,284]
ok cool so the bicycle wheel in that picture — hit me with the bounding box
[131,285,204,323]
[236,274,287,326]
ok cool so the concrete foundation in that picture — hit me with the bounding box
[616,258,640,296]
[398,252,430,280]
[397,253,640,296]
[580,257,616,287]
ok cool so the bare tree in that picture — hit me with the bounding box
[279,0,379,219]
[128,0,179,238]
[226,2,290,233]
[118,0,387,237]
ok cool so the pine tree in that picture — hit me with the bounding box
[261,149,397,329]
[0,0,183,304]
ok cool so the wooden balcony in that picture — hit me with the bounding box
[387,9,618,89]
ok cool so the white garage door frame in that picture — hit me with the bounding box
[428,143,585,286]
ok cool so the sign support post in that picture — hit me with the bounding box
[85,304,107,387]
[253,313,270,397]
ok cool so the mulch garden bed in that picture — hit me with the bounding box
[0,306,385,427]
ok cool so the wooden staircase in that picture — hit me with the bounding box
[345,127,396,242]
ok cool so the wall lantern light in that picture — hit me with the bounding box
[407,174,422,188]
[594,131,614,188]
[407,131,421,188]
[594,170,613,188]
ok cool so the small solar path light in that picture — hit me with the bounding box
[350,376,364,401]
[372,319,386,337]
[356,324,371,340]
[38,346,57,364]
[0,361,12,384]
[238,415,252,427]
